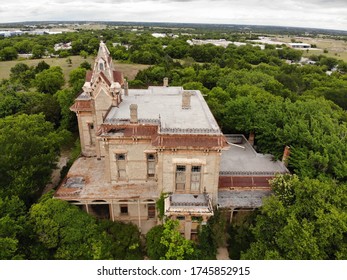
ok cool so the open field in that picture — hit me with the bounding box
[0,56,149,82]
[276,35,347,61]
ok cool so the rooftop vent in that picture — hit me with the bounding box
[182,91,191,109]
[163,77,169,87]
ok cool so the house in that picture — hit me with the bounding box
[55,42,288,239]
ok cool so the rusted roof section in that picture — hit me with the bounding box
[152,134,228,149]
[54,157,159,201]
[70,99,92,112]
[97,124,158,137]
[218,175,273,188]
[98,71,111,86]
[85,70,93,82]
[113,70,124,85]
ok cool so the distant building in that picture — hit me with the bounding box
[288,43,311,49]
[55,42,289,239]
[54,42,72,52]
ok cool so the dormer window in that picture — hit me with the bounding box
[99,62,104,71]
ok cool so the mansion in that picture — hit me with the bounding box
[54,42,288,239]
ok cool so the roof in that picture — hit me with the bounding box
[220,135,289,175]
[70,99,92,112]
[55,157,159,201]
[104,87,222,134]
[218,190,272,208]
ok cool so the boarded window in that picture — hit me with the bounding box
[191,166,201,192]
[148,204,155,219]
[175,165,186,190]
[147,154,156,178]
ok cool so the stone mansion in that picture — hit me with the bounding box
[54,42,288,239]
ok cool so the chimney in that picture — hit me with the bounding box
[130,104,138,123]
[163,77,169,87]
[248,131,255,146]
[282,146,290,166]
[124,79,129,96]
[182,91,191,109]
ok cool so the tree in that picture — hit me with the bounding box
[69,67,86,94]
[0,114,67,202]
[34,66,65,94]
[0,196,27,259]
[146,225,167,259]
[29,195,110,259]
[0,47,18,61]
[160,220,195,260]
[32,45,45,59]
[9,63,35,88]
[35,61,50,73]
[242,175,347,260]
[99,220,143,260]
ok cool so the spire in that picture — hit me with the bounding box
[91,41,114,83]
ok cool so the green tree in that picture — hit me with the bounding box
[242,175,347,260]
[99,220,143,260]
[0,47,18,61]
[69,67,86,94]
[146,225,167,259]
[0,196,27,259]
[160,219,195,260]
[34,66,65,94]
[0,114,67,202]
[29,195,110,260]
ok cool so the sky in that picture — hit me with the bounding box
[0,0,346,31]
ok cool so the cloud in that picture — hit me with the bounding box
[0,0,346,31]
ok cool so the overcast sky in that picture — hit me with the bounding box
[1,0,346,31]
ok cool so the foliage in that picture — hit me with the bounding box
[34,66,65,94]
[29,195,108,259]
[159,219,195,260]
[0,196,27,259]
[145,225,167,259]
[98,219,143,260]
[0,114,67,202]
[242,175,347,260]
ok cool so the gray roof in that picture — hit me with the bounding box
[220,135,289,175]
[104,86,222,134]
[218,190,272,208]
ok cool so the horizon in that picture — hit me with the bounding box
[1,0,346,32]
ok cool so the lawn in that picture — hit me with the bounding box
[0,56,149,82]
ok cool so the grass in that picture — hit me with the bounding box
[0,56,150,82]
[276,35,347,62]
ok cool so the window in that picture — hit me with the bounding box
[99,62,104,71]
[116,154,126,179]
[120,204,128,215]
[88,123,94,145]
[175,165,186,190]
[147,154,156,178]
[148,204,155,219]
[191,166,201,192]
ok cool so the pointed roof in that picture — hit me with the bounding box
[91,41,114,84]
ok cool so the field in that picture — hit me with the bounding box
[275,35,347,61]
[0,56,149,82]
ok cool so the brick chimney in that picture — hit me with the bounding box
[163,77,169,87]
[182,91,191,109]
[282,146,290,166]
[130,104,138,123]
